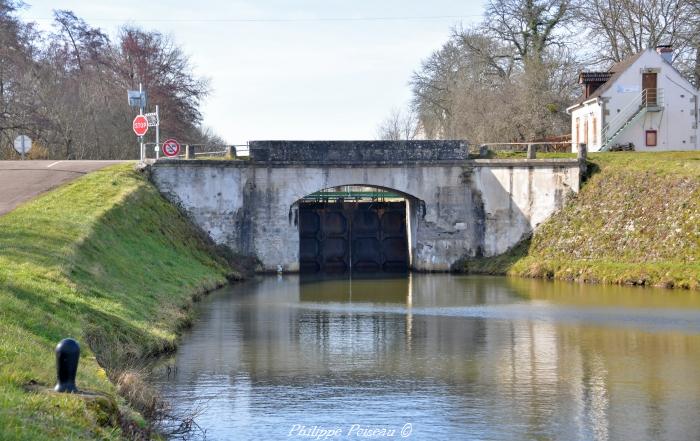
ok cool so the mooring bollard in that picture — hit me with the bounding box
[55,338,80,393]
[578,142,588,176]
[527,143,536,159]
[185,144,196,159]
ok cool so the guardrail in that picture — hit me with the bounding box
[149,143,250,160]
[193,150,227,157]
[477,141,571,153]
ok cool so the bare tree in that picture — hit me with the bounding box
[0,0,39,158]
[193,125,228,146]
[376,108,420,140]
[0,5,214,159]
[575,0,699,82]
[692,0,700,84]
[409,25,579,143]
[116,27,210,144]
[406,0,579,144]
[410,39,465,139]
[484,0,575,62]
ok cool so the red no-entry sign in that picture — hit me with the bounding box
[162,138,181,157]
[132,115,149,137]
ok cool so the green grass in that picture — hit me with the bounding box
[464,151,700,289]
[0,164,234,440]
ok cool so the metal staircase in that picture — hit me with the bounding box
[601,88,664,151]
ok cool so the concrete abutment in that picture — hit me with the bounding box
[150,141,580,272]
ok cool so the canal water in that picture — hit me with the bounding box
[151,274,700,440]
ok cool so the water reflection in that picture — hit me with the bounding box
[153,275,700,440]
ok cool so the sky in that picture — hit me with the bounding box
[18,1,485,145]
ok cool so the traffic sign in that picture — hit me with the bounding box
[13,135,32,156]
[144,112,159,127]
[133,115,149,137]
[127,90,147,108]
[162,138,181,157]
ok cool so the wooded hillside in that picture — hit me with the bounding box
[0,1,222,160]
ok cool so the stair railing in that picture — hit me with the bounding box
[601,88,663,150]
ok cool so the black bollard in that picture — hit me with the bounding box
[54,338,80,393]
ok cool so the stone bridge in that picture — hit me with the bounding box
[150,141,580,272]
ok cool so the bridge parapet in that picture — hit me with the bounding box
[249,140,470,164]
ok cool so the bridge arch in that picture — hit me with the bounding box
[289,184,426,273]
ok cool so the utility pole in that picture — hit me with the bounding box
[155,104,160,160]
[139,83,144,163]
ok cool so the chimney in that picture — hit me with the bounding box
[656,45,673,64]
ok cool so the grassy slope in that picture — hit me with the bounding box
[0,164,231,440]
[464,152,700,289]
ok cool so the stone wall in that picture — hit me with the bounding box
[249,140,470,163]
[150,158,579,272]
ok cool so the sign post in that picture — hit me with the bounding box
[145,107,160,160]
[133,114,148,162]
[13,135,32,160]
[140,83,144,162]
[128,83,149,162]
[155,105,160,160]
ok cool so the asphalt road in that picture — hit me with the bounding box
[0,160,129,216]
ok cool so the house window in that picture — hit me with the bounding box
[646,130,658,147]
[575,117,580,144]
[592,117,597,144]
[584,119,589,145]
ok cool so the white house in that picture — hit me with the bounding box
[567,46,699,152]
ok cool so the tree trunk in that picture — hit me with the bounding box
[695,44,700,87]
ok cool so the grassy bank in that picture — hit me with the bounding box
[0,164,236,440]
[464,151,700,289]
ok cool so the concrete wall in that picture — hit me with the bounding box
[151,159,579,272]
[571,101,603,151]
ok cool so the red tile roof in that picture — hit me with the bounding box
[579,72,613,83]
[571,51,645,107]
